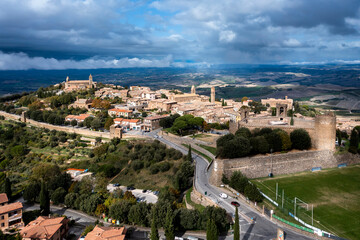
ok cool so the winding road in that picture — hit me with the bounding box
[145,129,315,240]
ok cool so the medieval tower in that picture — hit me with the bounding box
[211,86,215,103]
[191,85,196,94]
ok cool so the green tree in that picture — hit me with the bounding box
[51,187,67,205]
[187,144,192,162]
[39,182,50,215]
[349,128,359,154]
[235,127,252,139]
[109,200,133,223]
[150,208,159,240]
[290,129,311,150]
[128,202,150,226]
[70,119,77,127]
[31,163,61,182]
[4,178,11,200]
[84,116,94,128]
[230,171,249,194]
[206,219,218,240]
[336,129,342,146]
[104,118,114,130]
[23,183,41,203]
[250,136,269,154]
[219,136,251,158]
[91,118,102,130]
[278,131,292,151]
[244,183,264,202]
[164,207,175,240]
[234,207,240,240]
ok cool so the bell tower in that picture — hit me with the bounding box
[191,85,196,94]
[211,86,215,103]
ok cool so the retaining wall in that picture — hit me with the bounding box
[210,150,360,185]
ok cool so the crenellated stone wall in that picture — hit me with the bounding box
[210,151,360,185]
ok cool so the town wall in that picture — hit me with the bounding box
[0,111,110,138]
[210,151,360,185]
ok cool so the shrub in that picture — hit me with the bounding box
[244,184,263,202]
[290,129,311,150]
[250,136,269,154]
[235,127,251,139]
[132,161,144,171]
[149,165,160,174]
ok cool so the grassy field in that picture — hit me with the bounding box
[182,144,212,163]
[197,144,216,155]
[252,165,360,239]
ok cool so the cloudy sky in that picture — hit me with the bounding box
[1,0,360,69]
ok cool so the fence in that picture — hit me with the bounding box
[260,190,343,239]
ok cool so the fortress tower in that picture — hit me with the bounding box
[191,85,196,94]
[314,113,336,151]
[211,87,215,103]
[89,74,93,85]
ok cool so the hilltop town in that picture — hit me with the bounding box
[0,74,359,240]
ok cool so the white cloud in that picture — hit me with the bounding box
[0,52,173,70]
[219,30,236,43]
[283,38,301,47]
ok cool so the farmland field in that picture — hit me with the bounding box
[252,165,360,240]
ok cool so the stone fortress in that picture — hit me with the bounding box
[211,97,341,185]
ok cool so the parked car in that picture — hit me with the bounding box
[219,193,228,199]
[142,189,147,193]
[231,201,240,207]
[127,186,135,190]
[113,183,120,187]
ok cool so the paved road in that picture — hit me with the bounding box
[142,129,315,240]
[106,185,158,204]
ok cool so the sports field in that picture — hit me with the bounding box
[252,165,360,240]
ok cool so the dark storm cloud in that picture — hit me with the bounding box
[1,0,360,69]
[268,0,360,35]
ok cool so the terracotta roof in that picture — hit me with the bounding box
[0,193,8,205]
[0,202,23,215]
[145,115,169,120]
[65,114,91,121]
[109,109,132,113]
[114,118,140,124]
[21,216,66,240]
[84,226,126,240]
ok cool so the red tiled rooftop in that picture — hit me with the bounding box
[0,202,22,215]
[84,225,126,240]
[109,108,132,113]
[21,216,66,240]
[0,193,8,205]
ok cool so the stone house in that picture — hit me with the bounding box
[143,115,169,131]
[84,225,126,240]
[0,201,24,231]
[108,108,133,118]
[21,216,69,240]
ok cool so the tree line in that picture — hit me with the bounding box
[217,127,312,159]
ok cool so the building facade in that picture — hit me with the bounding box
[64,75,96,92]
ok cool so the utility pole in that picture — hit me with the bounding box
[276,183,278,201]
[294,197,297,217]
[312,204,314,226]
[282,189,284,208]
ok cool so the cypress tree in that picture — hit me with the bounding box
[206,219,218,240]
[164,208,175,240]
[336,129,342,146]
[234,207,240,240]
[187,145,192,162]
[349,128,359,154]
[40,182,50,215]
[150,209,159,240]
[4,178,12,200]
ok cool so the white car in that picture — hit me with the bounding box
[219,193,228,199]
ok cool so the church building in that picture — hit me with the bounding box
[64,74,96,92]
